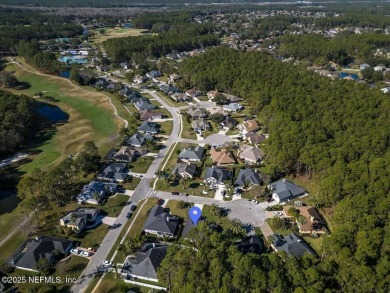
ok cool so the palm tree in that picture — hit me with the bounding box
[228,218,244,236]
[209,204,222,217]
[180,177,187,189]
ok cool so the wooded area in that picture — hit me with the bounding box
[0,90,42,157]
[177,47,390,291]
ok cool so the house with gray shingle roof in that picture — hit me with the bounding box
[59,208,99,232]
[204,167,231,187]
[121,243,167,282]
[113,146,147,162]
[271,233,315,257]
[171,162,197,179]
[97,162,129,182]
[269,178,306,203]
[126,133,154,147]
[187,107,207,119]
[134,100,156,111]
[138,121,159,134]
[143,206,180,237]
[235,169,262,187]
[191,119,210,132]
[8,236,73,272]
[238,144,265,164]
[223,103,243,112]
[178,146,204,162]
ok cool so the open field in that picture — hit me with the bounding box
[90,27,151,44]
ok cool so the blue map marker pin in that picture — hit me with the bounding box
[189,207,202,225]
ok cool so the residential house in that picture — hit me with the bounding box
[139,109,163,121]
[238,120,261,135]
[374,65,385,71]
[207,90,219,99]
[271,233,315,257]
[143,205,180,237]
[138,121,159,134]
[92,79,109,89]
[381,87,390,94]
[210,148,236,165]
[208,106,227,116]
[59,208,99,232]
[220,117,238,129]
[178,146,204,162]
[146,70,162,79]
[126,133,154,147]
[171,93,191,102]
[246,133,267,145]
[269,178,306,203]
[185,88,201,98]
[97,65,110,72]
[204,167,231,187]
[237,236,262,254]
[159,84,180,95]
[187,107,207,119]
[105,83,116,92]
[119,87,140,98]
[129,96,148,104]
[134,100,155,111]
[169,73,180,83]
[119,62,129,70]
[226,95,242,103]
[97,162,129,182]
[133,75,147,84]
[234,169,262,187]
[238,144,265,164]
[8,236,73,272]
[191,119,211,132]
[171,162,197,179]
[77,181,117,205]
[223,103,243,112]
[283,206,327,235]
[360,63,371,70]
[121,243,167,282]
[113,146,147,162]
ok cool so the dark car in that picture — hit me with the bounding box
[157,198,164,205]
[131,205,137,211]
[126,212,132,219]
[172,192,179,195]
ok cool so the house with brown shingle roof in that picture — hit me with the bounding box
[283,206,328,235]
[139,110,163,121]
[238,120,260,135]
[238,144,265,164]
[210,148,236,165]
[246,133,267,145]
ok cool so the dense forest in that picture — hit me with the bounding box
[103,23,220,63]
[0,90,42,157]
[276,33,390,65]
[177,47,389,291]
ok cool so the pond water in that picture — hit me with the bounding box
[0,190,20,214]
[37,104,68,123]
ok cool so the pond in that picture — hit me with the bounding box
[0,190,20,215]
[37,104,68,123]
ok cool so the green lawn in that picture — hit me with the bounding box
[123,177,141,190]
[102,194,130,217]
[181,118,197,139]
[165,200,192,220]
[130,156,154,173]
[5,63,120,173]
[265,219,294,236]
[75,223,110,248]
[303,236,323,255]
[158,121,173,135]
[93,272,150,293]
[0,231,27,265]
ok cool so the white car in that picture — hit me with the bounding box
[103,260,113,267]
[81,251,92,257]
[70,249,79,254]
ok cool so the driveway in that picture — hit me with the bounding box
[153,193,266,227]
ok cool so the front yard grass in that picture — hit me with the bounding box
[75,223,110,248]
[180,117,197,139]
[130,156,154,173]
[265,218,294,236]
[123,177,141,190]
[155,178,214,198]
[158,120,173,135]
[102,194,130,217]
[93,272,143,293]
[202,205,231,230]
[165,200,192,220]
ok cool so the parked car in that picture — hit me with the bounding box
[102,260,113,267]
[126,212,132,219]
[81,251,92,257]
[157,198,164,205]
[131,205,137,211]
[172,192,179,195]
[70,249,79,254]
[88,247,97,252]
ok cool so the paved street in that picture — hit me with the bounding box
[71,89,182,293]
